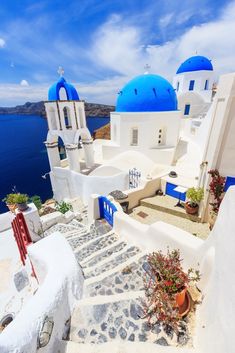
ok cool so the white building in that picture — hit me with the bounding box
[100,73,181,165]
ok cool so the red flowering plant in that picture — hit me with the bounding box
[142,249,200,331]
[208,169,225,213]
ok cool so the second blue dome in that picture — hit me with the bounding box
[176,55,213,74]
[116,74,177,113]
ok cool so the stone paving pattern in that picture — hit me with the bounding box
[85,256,147,297]
[71,298,190,346]
[84,246,141,279]
[82,241,127,269]
[75,233,118,262]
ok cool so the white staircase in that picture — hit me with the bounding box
[49,217,191,352]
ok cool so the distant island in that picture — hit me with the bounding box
[0,101,115,117]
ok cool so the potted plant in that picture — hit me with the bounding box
[208,169,225,229]
[15,193,29,212]
[2,193,17,213]
[185,187,204,215]
[142,249,200,331]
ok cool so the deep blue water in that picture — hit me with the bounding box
[0,114,110,213]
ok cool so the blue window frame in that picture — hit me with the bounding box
[189,80,195,91]
[184,104,190,115]
[204,79,209,90]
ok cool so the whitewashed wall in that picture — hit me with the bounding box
[51,167,129,204]
[0,232,83,353]
[102,111,181,165]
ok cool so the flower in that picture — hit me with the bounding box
[142,249,201,331]
[208,169,225,213]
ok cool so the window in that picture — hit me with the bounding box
[189,80,195,91]
[184,104,190,116]
[63,107,71,129]
[176,82,180,91]
[131,128,138,146]
[158,127,166,145]
[204,79,209,90]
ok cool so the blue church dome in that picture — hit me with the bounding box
[116,74,177,112]
[48,77,79,101]
[176,55,213,74]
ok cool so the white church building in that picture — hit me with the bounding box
[44,55,235,220]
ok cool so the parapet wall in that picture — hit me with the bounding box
[0,232,83,353]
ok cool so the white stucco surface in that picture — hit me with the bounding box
[0,232,83,353]
[112,186,235,353]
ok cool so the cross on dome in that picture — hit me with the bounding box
[57,66,64,77]
[144,63,151,74]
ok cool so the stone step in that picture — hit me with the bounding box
[69,296,189,346]
[44,223,83,237]
[84,255,147,297]
[81,241,128,269]
[74,233,119,263]
[67,229,105,251]
[83,246,141,279]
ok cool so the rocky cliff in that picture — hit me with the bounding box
[0,101,115,117]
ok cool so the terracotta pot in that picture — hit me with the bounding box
[185,202,199,215]
[6,204,17,214]
[175,287,187,307]
[16,203,28,212]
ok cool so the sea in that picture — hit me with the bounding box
[0,114,110,214]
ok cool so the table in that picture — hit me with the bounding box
[173,186,187,208]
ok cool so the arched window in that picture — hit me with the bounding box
[63,107,72,129]
[58,137,67,160]
[176,82,180,91]
[131,127,138,146]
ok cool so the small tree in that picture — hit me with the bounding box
[186,187,204,208]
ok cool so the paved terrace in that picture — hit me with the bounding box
[129,194,210,240]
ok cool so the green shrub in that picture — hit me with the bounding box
[30,195,42,210]
[55,201,72,214]
[186,187,204,207]
[2,193,17,204]
[14,193,29,204]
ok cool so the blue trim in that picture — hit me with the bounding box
[48,77,79,101]
[224,176,235,192]
[98,196,117,226]
[165,182,186,201]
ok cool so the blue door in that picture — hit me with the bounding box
[98,196,117,226]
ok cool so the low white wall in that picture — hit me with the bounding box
[0,212,14,233]
[52,167,129,204]
[113,211,203,270]
[0,232,83,353]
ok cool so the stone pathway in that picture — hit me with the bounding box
[48,216,193,350]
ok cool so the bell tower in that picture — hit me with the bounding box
[44,67,94,174]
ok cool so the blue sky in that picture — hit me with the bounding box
[0,0,234,106]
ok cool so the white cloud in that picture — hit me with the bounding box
[20,79,29,86]
[0,38,5,48]
[91,2,235,83]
